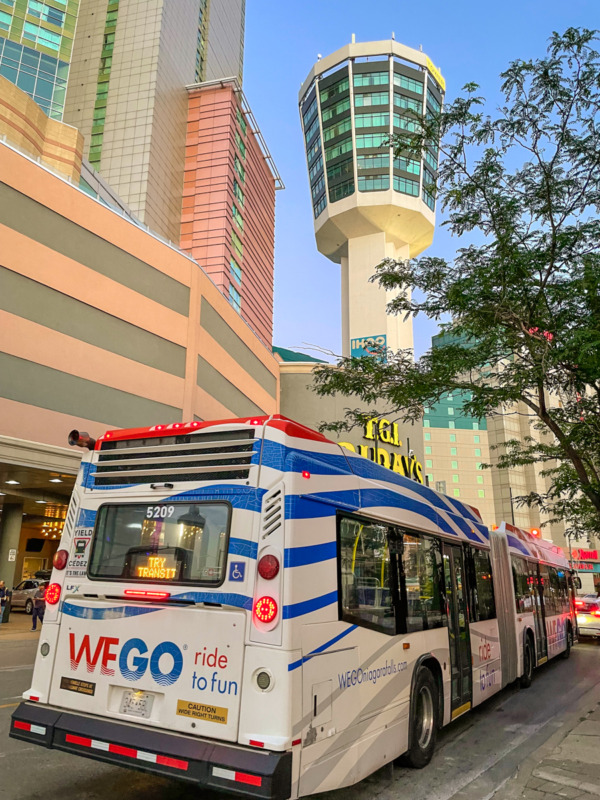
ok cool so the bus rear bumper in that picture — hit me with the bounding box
[10,702,292,799]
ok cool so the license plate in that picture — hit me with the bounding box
[120,690,154,719]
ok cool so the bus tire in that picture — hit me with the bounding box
[520,638,534,688]
[406,667,438,768]
[561,624,573,659]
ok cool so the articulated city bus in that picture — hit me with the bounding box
[10,415,577,799]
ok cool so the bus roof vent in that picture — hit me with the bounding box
[93,429,256,487]
[262,487,283,539]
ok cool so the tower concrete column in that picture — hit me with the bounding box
[0,503,24,588]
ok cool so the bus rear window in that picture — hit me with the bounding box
[88,502,231,585]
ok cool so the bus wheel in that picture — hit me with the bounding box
[520,639,534,688]
[561,625,573,659]
[406,667,438,768]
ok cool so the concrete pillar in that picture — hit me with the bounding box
[0,503,24,589]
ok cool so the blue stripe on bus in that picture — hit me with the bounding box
[507,534,531,557]
[76,508,97,529]
[284,541,337,567]
[283,590,338,619]
[260,439,352,476]
[229,538,258,559]
[167,486,266,513]
[288,625,358,671]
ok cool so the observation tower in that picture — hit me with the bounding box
[299,39,445,357]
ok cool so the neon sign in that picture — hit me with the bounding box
[135,556,177,580]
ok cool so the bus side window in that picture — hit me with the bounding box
[401,532,445,633]
[338,515,397,634]
[539,564,554,615]
[472,548,496,620]
[511,556,529,613]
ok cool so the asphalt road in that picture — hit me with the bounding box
[1,637,599,800]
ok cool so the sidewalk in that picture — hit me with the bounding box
[0,609,42,642]
[493,680,600,800]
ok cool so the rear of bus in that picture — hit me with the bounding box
[10,418,294,799]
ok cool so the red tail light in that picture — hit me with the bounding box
[592,610,600,618]
[257,555,279,580]
[53,549,69,570]
[254,596,278,624]
[45,583,61,605]
[575,599,584,607]
[124,590,171,600]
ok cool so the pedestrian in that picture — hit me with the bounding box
[31,582,46,632]
[0,580,6,626]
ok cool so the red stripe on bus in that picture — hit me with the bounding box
[66,734,92,747]
[235,772,262,786]
[156,754,189,771]
[109,743,138,759]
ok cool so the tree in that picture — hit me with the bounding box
[313,28,600,539]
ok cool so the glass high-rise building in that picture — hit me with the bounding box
[63,0,246,243]
[0,0,80,119]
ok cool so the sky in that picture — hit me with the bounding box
[243,0,597,360]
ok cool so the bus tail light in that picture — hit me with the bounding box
[124,590,171,600]
[45,584,61,605]
[53,550,69,570]
[254,596,277,624]
[257,555,279,580]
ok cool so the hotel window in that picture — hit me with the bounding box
[394,74,423,94]
[320,76,349,103]
[228,284,241,314]
[302,96,317,126]
[355,91,388,107]
[236,107,247,136]
[450,434,456,442]
[231,231,243,259]
[394,113,420,132]
[423,420,430,428]
[329,179,354,202]
[307,136,322,164]
[23,21,61,51]
[476,463,482,470]
[322,97,350,121]
[424,149,438,170]
[478,490,485,498]
[426,460,433,468]
[393,93,422,114]
[447,407,454,415]
[325,137,352,161]
[448,421,455,429]
[453,489,460,497]
[235,131,246,159]
[323,117,352,142]
[451,461,458,469]
[425,446,432,455]
[355,112,389,128]
[452,475,459,483]
[424,432,431,441]
[357,154,389,170]
[473,422,480,430]
[354,71,389,87]
[355,133,388,149]
[477,476,484,485]
[358,175,389,192]
[474,448,481,457]
[427,90,441,112]
[327,157,353,181]
[309,154,324,183]
[234,156,245,182]
[474,435,480,444]
[233,179,244,207]
[427,473,434,483]
[232,203,244,232]
[313,195,326,218]
[0,10,9,30]
[311,174,325,200]
[450,447,457,455]
[394,156,420,175]
[393,176,419,196]
[230,258,241,285]
[28,1,65,27]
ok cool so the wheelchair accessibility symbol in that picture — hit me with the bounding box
[229,561,245,582]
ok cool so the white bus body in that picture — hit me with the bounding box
[10,416,576,799]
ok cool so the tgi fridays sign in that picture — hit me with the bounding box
[339,417,424,484]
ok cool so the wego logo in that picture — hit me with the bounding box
[69,634,183,686]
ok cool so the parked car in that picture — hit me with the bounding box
[11,579,45,614]
[575,595,600,638]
